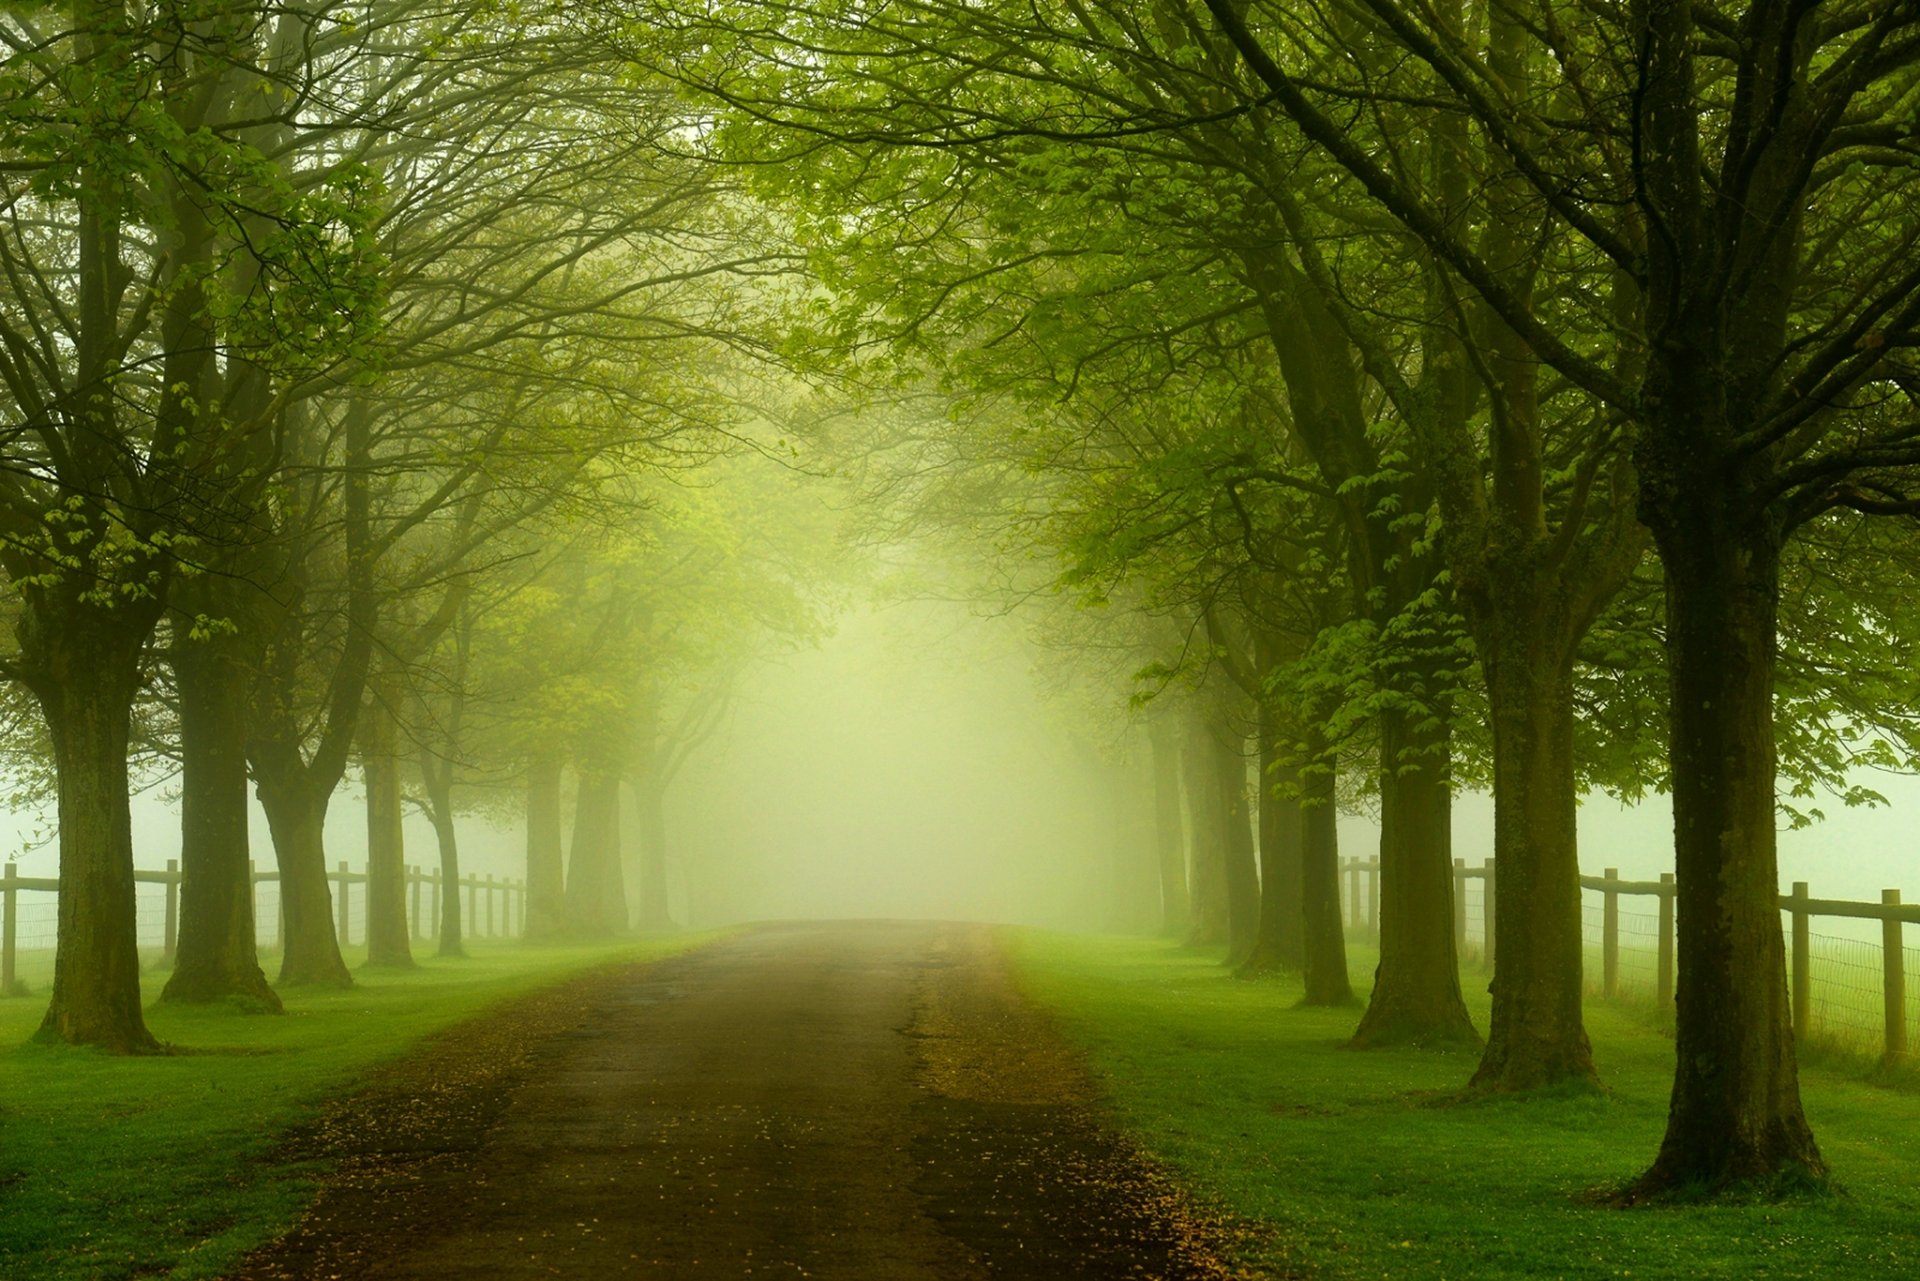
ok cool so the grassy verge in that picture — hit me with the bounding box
[1011,931,1920,1280]
[0,933,723,1281]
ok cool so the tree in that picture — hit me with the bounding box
[655,0,1486,1044]
[0,3,382,1044]
[1200,0,1920,1189]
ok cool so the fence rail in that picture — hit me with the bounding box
[1339,857,1919,1065]
[0,861,525,996]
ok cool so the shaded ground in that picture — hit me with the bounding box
[227,922,1254,1279]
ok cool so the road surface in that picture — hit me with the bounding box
[230,921,1244,1279]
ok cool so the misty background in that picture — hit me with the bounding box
[3,595,1915,932]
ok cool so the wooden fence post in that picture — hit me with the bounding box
[1452,859,1466,956]
[1366,858,1379,940]
[1791,881,1810,1037]
[410,866,422,940]
[2,863,15,995]
[336,860,350,948]
[486,874,496,938]
[1885,889,1906,1063]
[1347,860,1360,930]
[1482,857,1496,972]
[1602,867,1619,1000]
[430,869,441,936]
[466,877,477,940]
[1657,872,1675,1014]
[163,857,179,965]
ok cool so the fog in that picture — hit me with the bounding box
[2,592,1917,933]
[665,598,1132,930]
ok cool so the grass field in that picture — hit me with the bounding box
[0,934,720,1281]
[1011,931,1920,1281]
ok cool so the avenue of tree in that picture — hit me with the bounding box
[2,0,1919,1209]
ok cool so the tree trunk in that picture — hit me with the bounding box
[1240,717,1306,976]
[1182,719,1229,947]
[424,779,464,958]
[1470,630,1594,1090]
[524,752,566,939]
[1105,755,1161,933]
[1211,720,1261,968]
[26,610,163,1052]
[1628,504,1822,1194]
[1299,746,1353,1005]
[1147,715,1191,936]
[634,780,674,930]
[564,767,627,936]
[361,684,414,968]
[1350,709,1478,1047]
[163,612,280,1009]
[252,751,351,987]
[414,722,468,957]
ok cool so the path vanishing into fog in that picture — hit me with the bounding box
[229,922,1239,1280]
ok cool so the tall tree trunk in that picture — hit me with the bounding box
[1628,504,1822,1193]
[361,681,413,968]
[564,767,627,936]
[24,608,162,1052]
[1105,755,1161,933]
[252,748,350,987]
[1351,709,1478,1047]
[422,767,464,958]
[524,752,565,939]
[1299,743,1352,1005]
[1182,719,1229,947]
[416,752,464,960]
[1470,630,1594,1089]
[634,780,675,931]
[1211,720,1261,968]
[163,606,279,1008]
[1240,713,1305,976]
[1147,715,1190,936]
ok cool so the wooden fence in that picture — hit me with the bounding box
[1340,858,1919,1064]
[0,861,525,996]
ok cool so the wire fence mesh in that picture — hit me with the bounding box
[1799,931,1889,1054]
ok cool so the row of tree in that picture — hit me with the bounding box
[653,0,1920,1196]
[0,3,820,1051]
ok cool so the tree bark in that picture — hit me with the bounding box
[1182,716,1229,948]
[1299,744,1352,1005]
[421,762,465,958]
[564,766,627,936]
[1240,717,1305,976]
[162,605,280,1008]
[1350,708,1478,1047]
[1627,501,1822,1193]
[1147,714,1191,936]
[414,732,468,957]
[24,607,163,1052]
[360,680,414,968]
[1211,720,1261,968]
[252,747,351,987]
[524,752,566,939]
[1469,627,1594,1089]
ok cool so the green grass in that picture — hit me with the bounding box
[0,933,722,1281]
[1010,931,1920,1280]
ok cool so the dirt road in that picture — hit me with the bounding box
[230,922,1245,1279]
